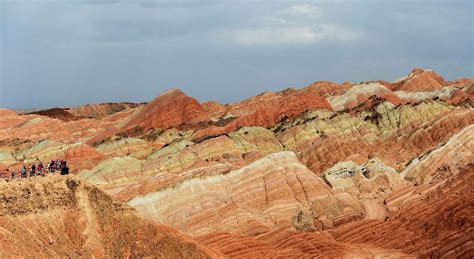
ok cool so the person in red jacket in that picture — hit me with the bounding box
[37,161,44,176]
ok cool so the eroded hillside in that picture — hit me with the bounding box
[0,175,219,258]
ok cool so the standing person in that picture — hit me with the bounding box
[11,170,15,180]
[60,161,68,175]
[1,168,7,181]
[30,163,36,177]
[48,160,55,172]
[38,161,44,176]
[21,165,27,178]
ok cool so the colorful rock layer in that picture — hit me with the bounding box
[1,68,473,257]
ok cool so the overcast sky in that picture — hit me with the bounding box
[0,0,473,109]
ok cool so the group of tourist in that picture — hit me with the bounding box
[2,160,69,180]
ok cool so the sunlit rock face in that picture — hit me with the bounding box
[129,152,337,236]
[327,82,401,111]
[94,137,155,159]
[1,68,473,258]
[228,126,284,158]
[321,159,408,195]
[389,67,445,92]
[123,89,210,131]
[401,125,474,184]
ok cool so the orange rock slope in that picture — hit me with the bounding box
[0,176,220,257]
[1,68,473,257]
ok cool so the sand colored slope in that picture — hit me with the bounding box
[0,175,220,258]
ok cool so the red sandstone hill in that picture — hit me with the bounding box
[123,89,210,131]
[390,67,445,91]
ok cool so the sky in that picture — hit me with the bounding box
[0,0,473,109]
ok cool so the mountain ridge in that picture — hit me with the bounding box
[1,67,473,258]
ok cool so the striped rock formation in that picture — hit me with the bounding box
[68,102,142,119]
[0,175,219,258]
[0,68,473,257]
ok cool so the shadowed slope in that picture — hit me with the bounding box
[332,164,474,258]
[29,108,86,122]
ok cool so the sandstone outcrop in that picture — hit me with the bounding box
[0,175,219,258]
[391,68,445,92]
[322,159,408,195]
[401,124,474,184]
[130,152,365,235]
[130,152,326,235]
[123,89,210,131]
[331,164,474,258]
[327,82,401,111]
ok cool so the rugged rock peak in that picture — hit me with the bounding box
[407,67,427,76]
[393,68,445,92]
[122,88,210,131]
[152,88,184,99]
[302,80,351,96]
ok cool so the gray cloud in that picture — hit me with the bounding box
[0,0,472,109]
[219,4,361,45]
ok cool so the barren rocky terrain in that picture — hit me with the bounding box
[1,68,473,258]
